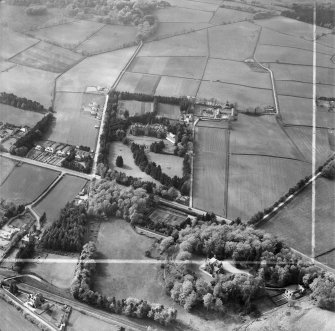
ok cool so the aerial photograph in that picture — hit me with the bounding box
[0,0,334,330]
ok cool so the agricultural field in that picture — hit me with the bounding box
[230,115,303,159]
[149,206,187,227]
[147,152,183,178]
[108,142,160,185]
[33,175,87,227]
[317,33,335,50]
[140,29,208,56]
[48,92,99,150]
[118,100,153,117]
[0,65,58,107]
[0,163,60,205]
[197,81,274,110]
[157,103,180,120]
[155,6,213,23]
[227,155,310,221]
[56,47,136,92]
[317,250,335,269]
[0,104,44,127]
[210,8,254,25]
[116,72,160,95]
[24,253,78,289]
[203,58,271,89]
[208,22,260,60]
[261,177,335,260]
[11,41,83,73]
[76,24,137,55]
[166,0,219,12]
[0,61,15,72]
[193,126,228,216]
[128,56,207,80]
[0,157,16,185]
[283,126,332,165]
[155,76,200,98]
[29,20,104,49]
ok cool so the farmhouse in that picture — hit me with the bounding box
[284,284,305,300]
[45,146,54,153]
[0,228,19,240]
[166,132,176,144]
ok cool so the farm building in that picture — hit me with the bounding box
[0,228,19,240]
[284,284,305,300]
[166,132,176,144]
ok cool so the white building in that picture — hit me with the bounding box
[166,132,176,144]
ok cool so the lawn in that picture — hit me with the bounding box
[48,92,99,150]
[208,22,260,60]
[56,47,136,92]
[147,152,183,178]
[157,103,180,120]
[155,76,200,98]
[203,58,271,89]
[11,41,83,73]
[116,72,160,95]
[210,7,254,25]
[0,104,44,127]
[230,114,303,159]
[0,163,60,205]
[260,177,335,258]
[197,81,274,110]
[118,100,153,117]
[227,155,310,221]
[0,157,16,185]
[0,65,58,107]
[24,253,78,289]
[29,20,104,49]
[193,126,228,216]
[76,24,137,55]
[155,6,213,23]
[284,126,332,165]
[33,175,87,227]
[128,56,207,80]
[140,29,208,56]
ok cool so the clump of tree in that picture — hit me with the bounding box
[26,5,47,15]
[169,123,193,157]
[310,272,335,311]
[321,160,335,179]
[14,236,35,272]
[41,202,88,252]
[150,140,165,153]
[0,92,48,113]
[0,200,25,221]
[61,149,93,174]
[115,155,124,167]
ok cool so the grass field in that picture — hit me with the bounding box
[48,92,99,149]
[317,250,335,269]
[24,253,78,289]
[0,297,39,331]
[11,41,83,73]
[116,72,160,95]
[317,33,335,50]
[118,100,153,117]
[155,6,213,23]
[0,61,15,72]
[197,81,274,109]
[0,104,44,127]
[210,7,254,25]
[140,29,208,56]
[227,155,310,221]
[56,47,136,92]
[203,59,271,89]
[284,126,332,164]
[0,157,16,185]
[261,177,335,258]
[76,24,136,55]
[29,20,104,49]
[208,22,260,60]
[129,56,207,80]
[156,76,200,98]
[230,115,303,159]
[166,0,219,11]
[193,126,228,216]
[0,163,60,205]
[0,27,38,61]
[0,65,58,107]
[33,175,87,227]
[157,103,180,120]
[147,152,183,178]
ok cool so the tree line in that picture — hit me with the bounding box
[0,92,49,113]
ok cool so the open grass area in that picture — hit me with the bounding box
[24,253,78,289]
[197,81,274,110]
[227,155,310,221]
[57,47,136,92]
[203,58,271,89]
[76,24,137,55]
[48,92,99,150]
[317,250,335,270]
[155,76,200,98]
[147,152,183,178]
[210,7,254,25]
[118,100,153,117]
[208,22,260,60]
[0,61,15,72]
[193,126,228,216]
[158,103,180,120]
[0,104,44,127]
[166,0,219,11]
[11,41,83,73]
[116,72,160,95]
[140,29,208,56]
[0,65,58,107]
[129,56,207,80]
[29,20,104,49]
[260,177,335,258]
[0,163,60,205]
[33,175,87,227]
[155,6,213,23]
[0,157,16,185]
[230,115,303,159]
